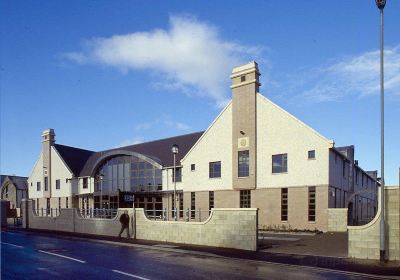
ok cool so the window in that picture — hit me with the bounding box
[56,179,60,190]
[355,170,359,184]
[36,182,41,191]
[58,198,61,209]
[44,177,48,191]
[179,193,183,218]
[83,178,88,189]
[191,192,195,219]
[240,190,251,208]
[308,150,315,159]
[342,161,347,178]
[172,167,182,182]
[281,188,288,221]
[272,154,288,173]
[66,197,69,208]
[30,182,32,187]
[238,150,249,177]
[191,164,195,171]
[308,187,316,222]
[46,198,50,209]
[209,191,214,211]
[241,75,246,82]
[209,161,221,178]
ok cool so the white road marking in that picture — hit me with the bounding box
[112,269,151,280]
[38,250,86,263]
[1,242,24,248]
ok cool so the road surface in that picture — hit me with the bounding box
[1,231,395,280]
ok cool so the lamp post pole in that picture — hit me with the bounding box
[171,144,179,221]
[375,0,386,264]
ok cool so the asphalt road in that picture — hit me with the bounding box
[1,231,396,280]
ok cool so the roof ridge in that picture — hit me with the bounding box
[110,131,204,151]
[54,143,95,153]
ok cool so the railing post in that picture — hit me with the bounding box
[163,208,167,221]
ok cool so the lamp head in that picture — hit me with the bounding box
[375,0,386,10]
[171,144,179,154]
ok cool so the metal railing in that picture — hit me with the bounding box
[78,208,118,219]
[143,208,211,222]
[33,208,61,217]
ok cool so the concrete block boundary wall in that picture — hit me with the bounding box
[327,208,348,232]
[348,187,400,261]
[21,199,258,251]
[135,208,258,251]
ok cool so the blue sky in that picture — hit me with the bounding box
[1,1,399,185]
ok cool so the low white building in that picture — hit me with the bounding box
[28,61,378,231]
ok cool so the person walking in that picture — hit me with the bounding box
[118,210,130,238]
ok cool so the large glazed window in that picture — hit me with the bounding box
[95,155,162,193]
[238,150,249,177]
[209,161,221,178]
[272,154,288,173]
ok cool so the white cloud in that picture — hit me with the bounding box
[134,116,191,132]
[294,45,400,103]
[115,137,145,148]
[64,15,262,105]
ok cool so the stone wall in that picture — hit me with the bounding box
[21,199,258,251]
[327,208,348,232]
[348,187,400,261]
[135,208,258,251]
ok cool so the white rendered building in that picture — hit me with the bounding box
[27,61,378,231]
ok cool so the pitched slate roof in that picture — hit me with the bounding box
[79,131,204,177]
[54,144,95,176]
[1,175,28,190]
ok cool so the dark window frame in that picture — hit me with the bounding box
[36,182,41,191]
[281,188,288,221]
[172,167,182,182]
[240,190,251,208]
[308,150,316,160]
[44,177,48,191]
[209,161,221,178]
[308,186,316,222]
[56,179,60,190]
[272,154,288,173]
[209,191,214,211]
[238,150,250,177]
[191,164,195,171]
[82,177,88,189]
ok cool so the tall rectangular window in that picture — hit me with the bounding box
[172,167,182,182]
[179,193,183,218]
[308,187,316,222]
[36,182,41,191]
[58,197,61,209]
[191,192,195,219]
[240,190,251,208]
[209,191,214,211]
[66,197,69,209]
[342,161,346,178]
[308,150,315,159]
[44,177,48,191]
[56,179,60,190]
[238,150,249,177]
[191,164,196,171]
[209,161,221,178]
[83,178,88,189]
[272,154,288,173]
[281,188,288,221]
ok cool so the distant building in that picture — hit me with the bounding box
[1,175,28,209]
[27,61,378,231]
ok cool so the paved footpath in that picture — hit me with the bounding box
[1,230,399,280]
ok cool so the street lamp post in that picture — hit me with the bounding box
[171,144,179,221]
[375,0,386,264]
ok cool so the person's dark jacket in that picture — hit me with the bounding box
[120,213,129,227]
